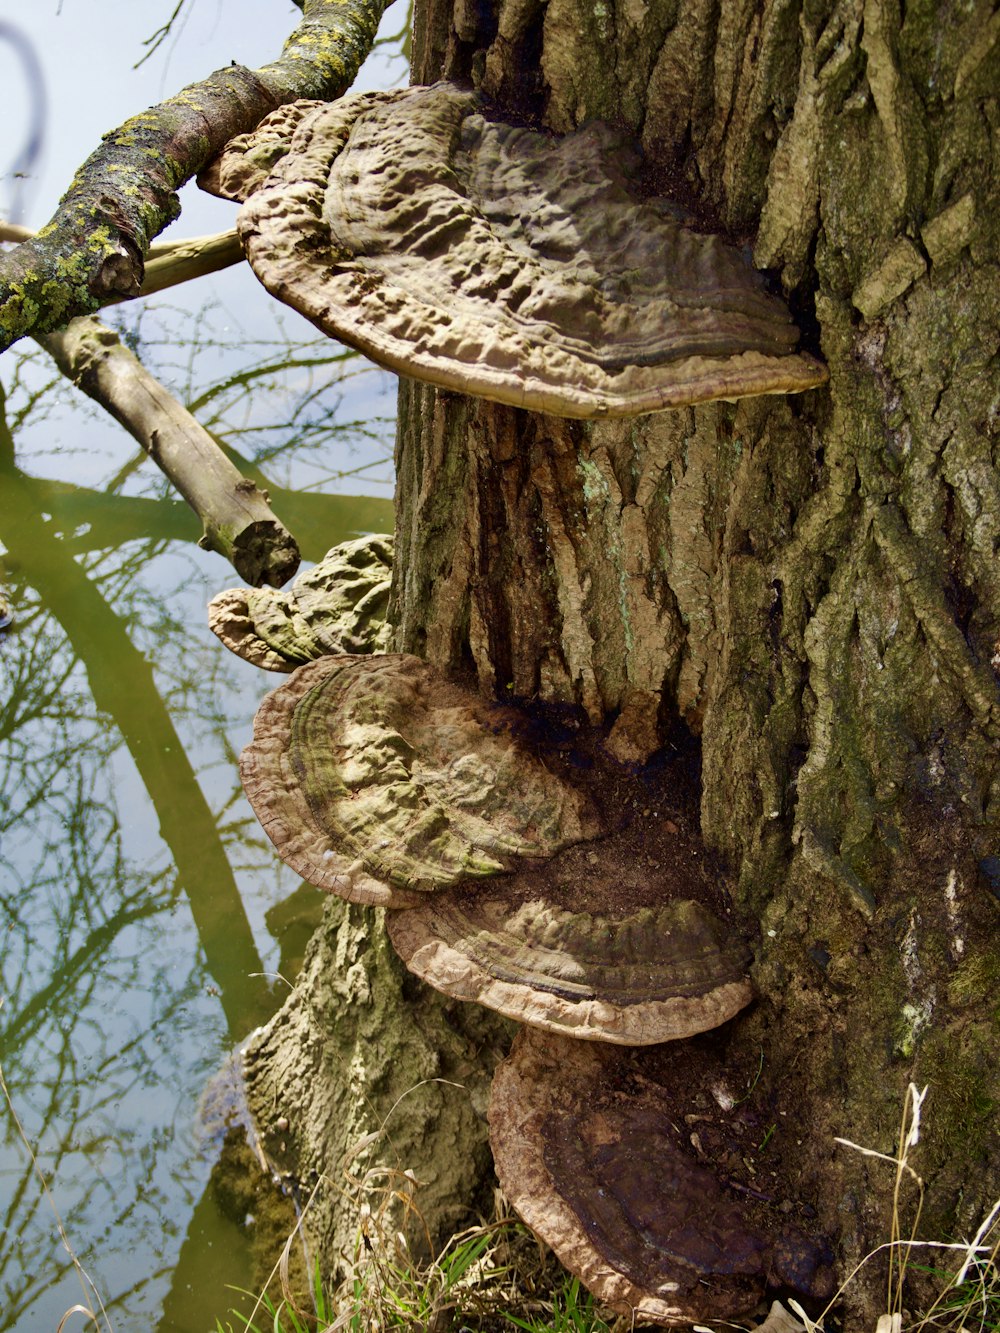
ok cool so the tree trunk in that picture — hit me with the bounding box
[240,0,998,1322]
[243,898,511,1274]
[384,0,1000,1321]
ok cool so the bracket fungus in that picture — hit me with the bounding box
[208,533,393,672]
[489,1028,835,1323]
[203,83,827,418]
[239,653,603,907]
[387,833,752,1043]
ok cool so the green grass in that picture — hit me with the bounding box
[211,1084,995,1333]
[504,1277,614,1332]
[907,1259,1000,1333]
[214,1221,621,1333]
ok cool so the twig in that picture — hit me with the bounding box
[38,316,300,586]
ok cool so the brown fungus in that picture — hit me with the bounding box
[489,1028,836,1324]
[386,860,752,1044]
[208,533,393,672]
[385,716,752,1041]
[204,83,827,418]
[239,653,603,907]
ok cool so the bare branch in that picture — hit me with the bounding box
[38,316,300,586]
[4,222,247,298]
[0,0,391,352]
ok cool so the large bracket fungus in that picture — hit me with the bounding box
[239,653,603,907]
[241,648,753,1037]
[203,82,827,418]
[387,893,751,1043]
[208,534,393,672]
[386,785,753,1043]
[489,1028,835,1324]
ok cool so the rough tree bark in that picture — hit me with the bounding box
[379,0,1000,1321]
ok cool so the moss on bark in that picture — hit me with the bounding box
[389,0,1000,1322]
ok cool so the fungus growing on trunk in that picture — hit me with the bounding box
[203,83,827,418]
[489,1028,835,1323]
[208,534,393,672]
[387,851,751,1043]
[239,653,603,907]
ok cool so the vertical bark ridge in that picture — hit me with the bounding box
[392,0,1000,1317]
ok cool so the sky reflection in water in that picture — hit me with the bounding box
[0,4,406,1326]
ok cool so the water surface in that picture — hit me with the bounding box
[1,14,407,1323]
[0,340,395,1330]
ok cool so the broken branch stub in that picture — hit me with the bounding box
[206,83,828,419]
[39,316,299,587]
[240,653,603,907]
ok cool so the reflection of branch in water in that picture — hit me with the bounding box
[0,695,196,1327]
[23,477,200,551]
[0,22,46,226]
[0,491,261,1330]
[0,388,266,1037]
[0,890,168,1060]
[23,473,393,565]
[0,1006,114,1332]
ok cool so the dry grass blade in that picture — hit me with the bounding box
[55,1306,103,1332]
[240,1173,328,1331]
[792,1085,998,1333]
[957,1201,1000,1286]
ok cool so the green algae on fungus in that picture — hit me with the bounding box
[388,891,752,1044]
[240,652,603,907]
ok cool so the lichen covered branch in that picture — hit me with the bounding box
[0,0,390,352]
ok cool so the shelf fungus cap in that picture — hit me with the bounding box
[489,1030,833,1322]
[387,893,751,1044]
[208,534,393,672]
[240,653,603,907]
[206,83,827,418]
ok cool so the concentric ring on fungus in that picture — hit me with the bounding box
[239,654,603,907]
[489,1028,835,1323]
[386,888,752,1044]
[203,83,828,418]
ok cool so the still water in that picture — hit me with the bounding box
[0,6,407,1327]
[0,264,397,1333]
